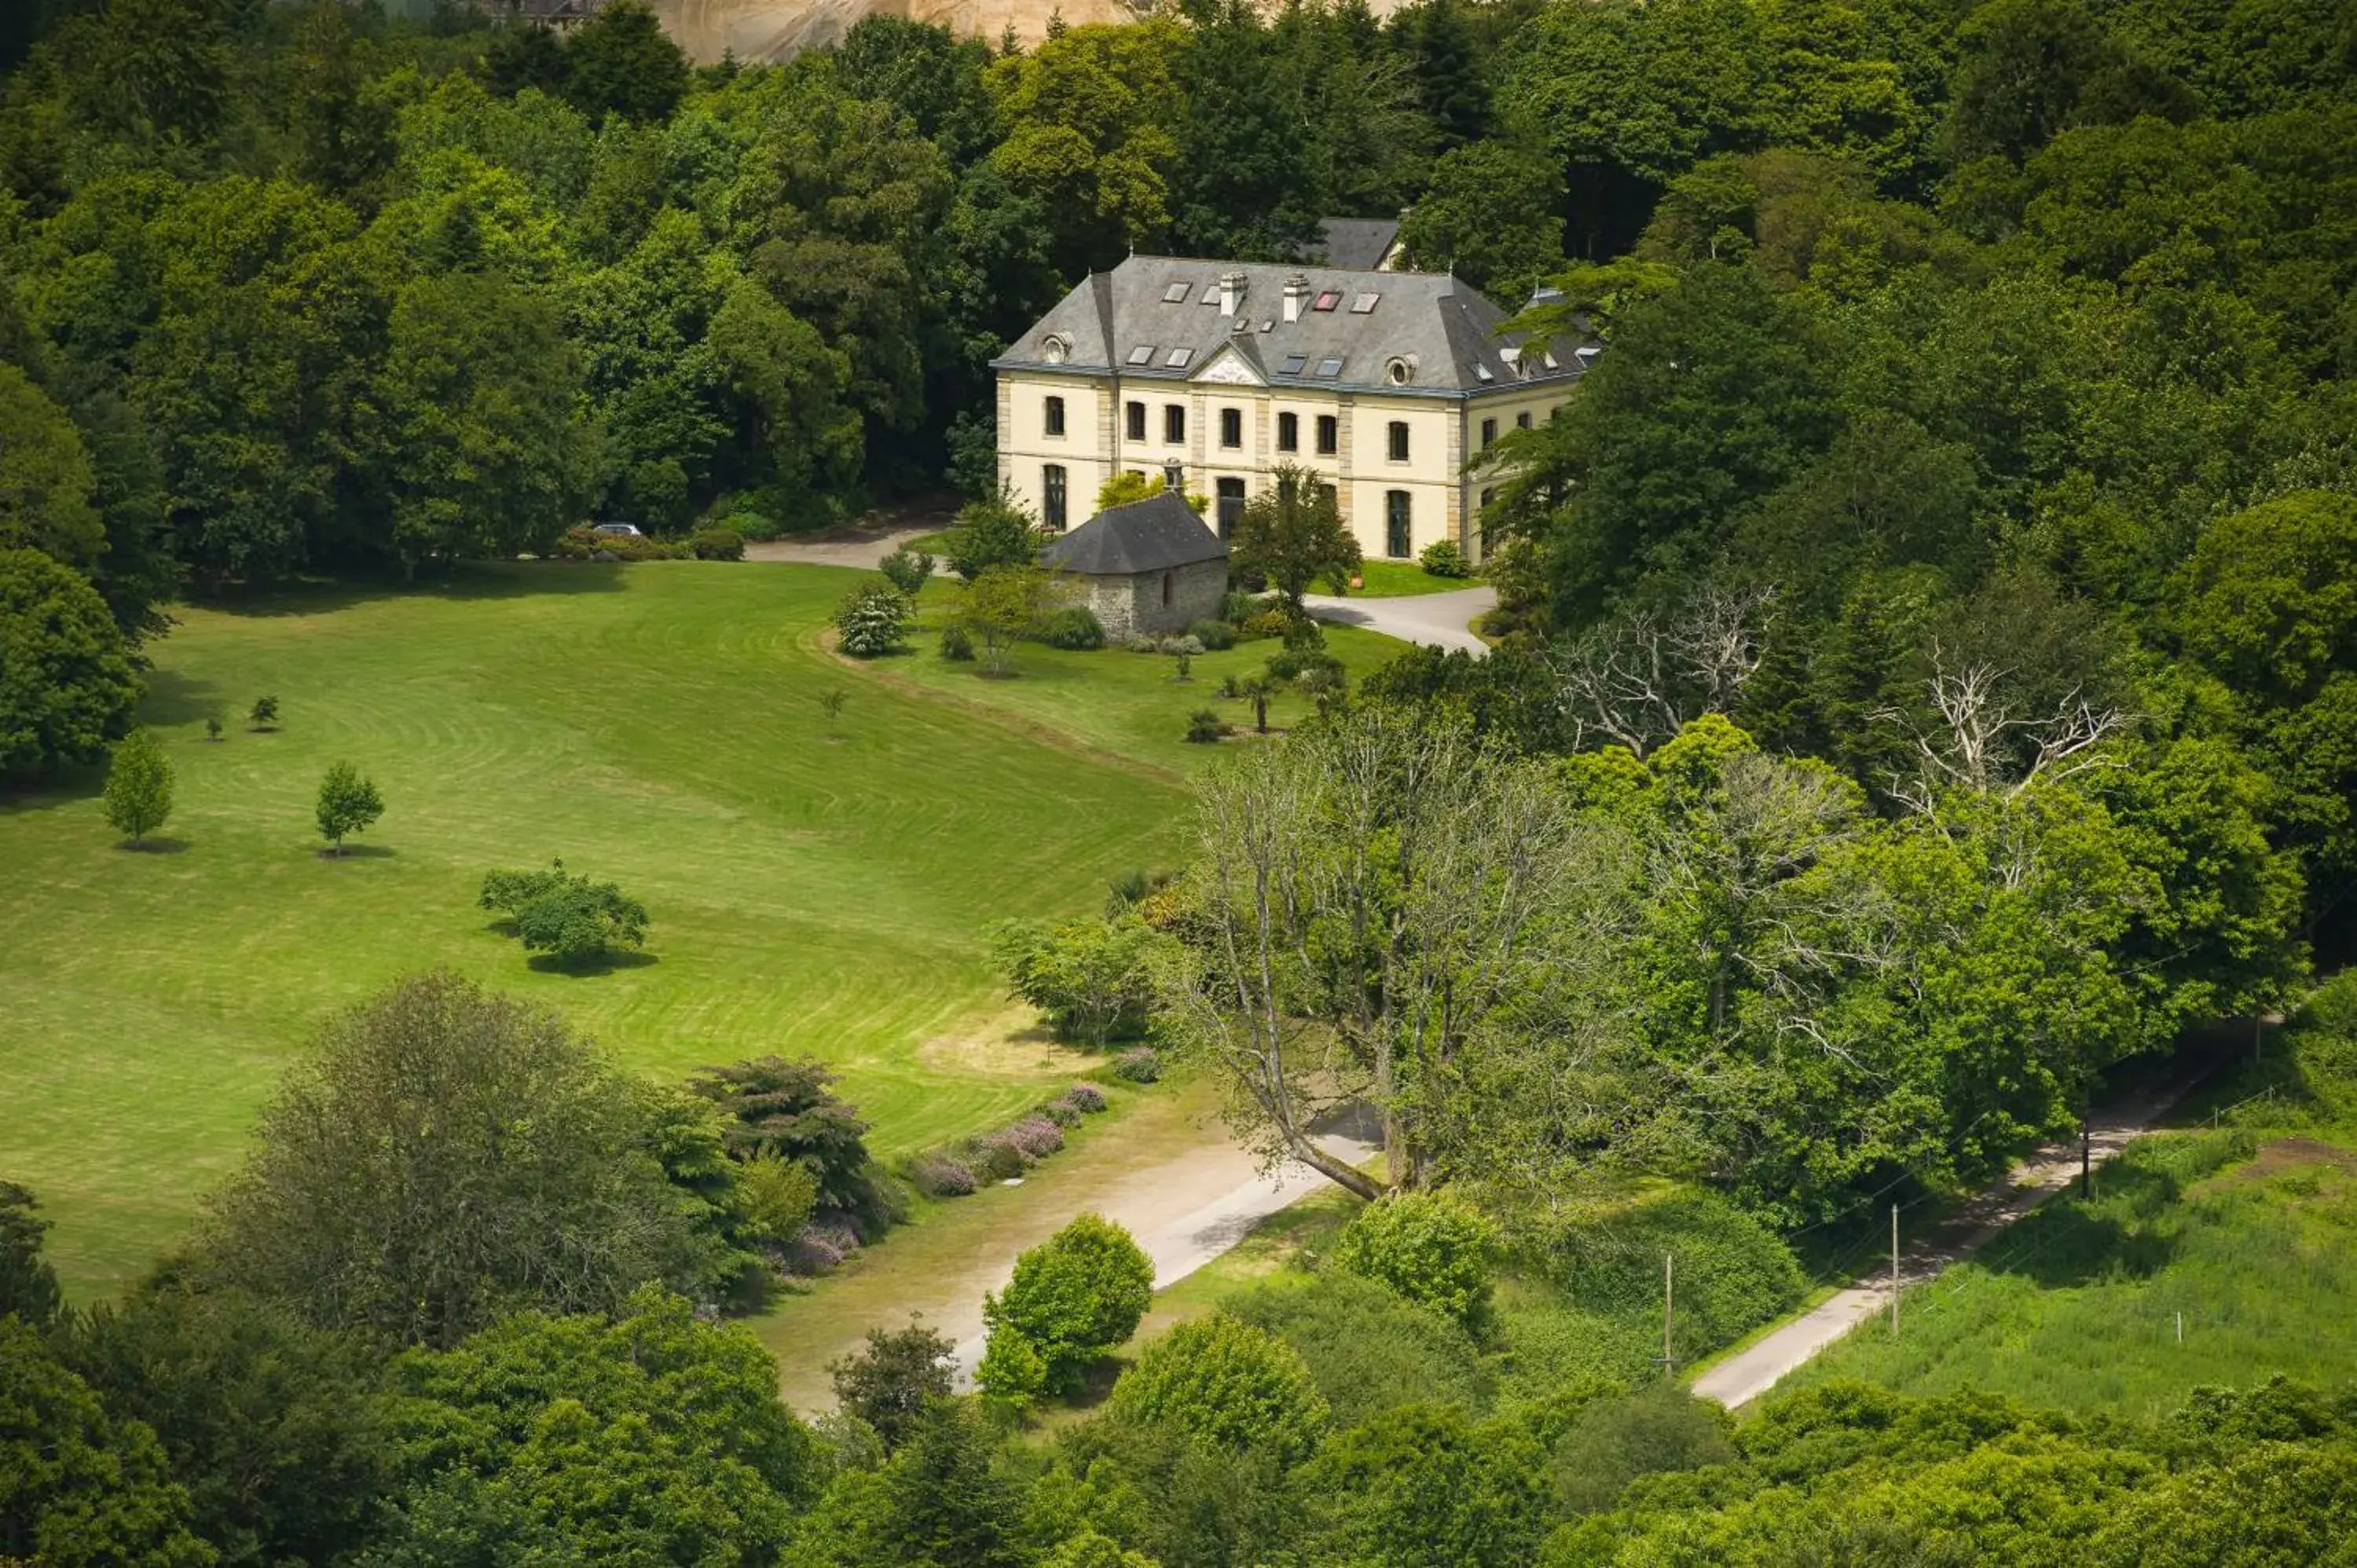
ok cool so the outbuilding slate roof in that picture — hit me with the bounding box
[993,255,1585,401]
[1043,491,1228,576]
[1317,216,1402,271]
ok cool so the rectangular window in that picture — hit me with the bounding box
[1314,356,1344,379]
[1280,352,1307,376]
[1126,401,1146,441]
[1315,415,1337,455]
[1045,395,1065,438]
[1314,291,1340,312]
[1387,420,1409,462]
[1127,345,1155,365]
[1385,490,1411,559]
[1219,407,1242,449]
[1216,477,1245,540]
[1166,346,1193,368]
[1351,292,1380,313]
[1165,404,1186,444]
[1516,411,1532,430]
[1480,416,1496,449]
[1276,412,1299,452]
[1163,280,1193,302]
[1043,464,1068,531]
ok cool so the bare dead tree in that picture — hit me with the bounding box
[1883,643,2133,812]
[1553,585,1776,757]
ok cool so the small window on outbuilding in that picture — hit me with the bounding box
[1161,570,1175,607]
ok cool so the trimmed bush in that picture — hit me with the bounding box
[1186,709,1228,744]
[1063,1083,1108,1114]
[1107,1313,1330,1467]
[983,1213,1154,1396]
[1003,1115,1066,1160]
[1124,635,1160,654]
[878,545,934,598]
[1188,618,1236,650]
[938,623,974,661]
[1241,609,1294,640]
[1221,590,1263,624]
[971,1138,1028,1181]
[1038,606,1107,650]
[906,1153,979,1198]
[479,860,649,968]
[1157,634,1205,657]
[690,527,746,560]
[834,583,913,658]
[1332,1192,1501,1333]
[1418,538,1471,577]
[1545,1189,1804,1358]
[1113,1047,1160,1083]
[1041,1098,1084,1128]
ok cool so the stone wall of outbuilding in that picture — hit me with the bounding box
[1079,558,1227,640]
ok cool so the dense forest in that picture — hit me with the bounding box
[6,0,2357,1562]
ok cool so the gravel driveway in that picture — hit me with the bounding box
[1303,585,1496,654]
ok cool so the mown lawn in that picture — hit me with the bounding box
[1785,1127,2357,1419]
[1345,559,1481,598]
[2,560,1356,1301]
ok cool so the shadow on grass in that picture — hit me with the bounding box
[1977,1151,2192,1289]
[315,843,398,860]
[0,758,108,810]
[526,949,661,977]
[196,562,628,621]
[141,667,224,728]
[116,837,191,855]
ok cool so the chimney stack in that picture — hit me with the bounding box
[1282,273,1310,323]
[1219,270,1247,318]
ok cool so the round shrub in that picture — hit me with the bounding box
[1113,1047,1160,1084]
[1332,1192,1501,1333]
[970,1138,1028,1181]
[937,622,975,661]
[1038,606,1107,650]
[1041,1098,1084,1128]
[1108,1313,1329,1467]
[1157,634,1205,657]
[1187,618,1236,650]
[690,527,747,560]
[983,1213,1154,1395]
[1125,635,1160,654]
[1418,539,1471,577]
[976,1324,1047,1412]
[1003,1114,1066,1160]
[1226,1272,1489,1429]
[0,548,140,775]
[1063,1083,1108,1114]
[835,583,913,658]
[907,1153,978,1198]
[1186,708,1229,743]
[1241,609,1294,640]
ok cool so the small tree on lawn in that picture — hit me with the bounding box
[248,696,280,731]
[1230,465,1362,614]
[101,729,173,845]
[980,1212,1153,1401]
[944,492,1043,582]
[479,860,650,967]
[878,546,934,598]
[989,915,1165,1049]
[829,1318,955,1451]
[1239,675,1276,734]
[958,565,1049,678]
[834,582,913,657]
[314,761,383,855]
[204,713,224,742]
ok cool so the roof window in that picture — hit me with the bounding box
[1280,352,1308,375]
[1473,361,1494,383]
[1162,280,1193,303]
[1166,346,1193,368]
[1351,292,1380,313]
[1313,291,1341,312]
[1127,344,1156,365]
[1314,356,1344,379]
[1200,284,1221,305]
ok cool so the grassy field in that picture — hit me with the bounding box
[1346,560,1481,598]
[1786,1127,2357,1419]
[2,560,1395,1300]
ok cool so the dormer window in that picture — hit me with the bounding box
[1386,356,1414,386]
[1041,333,1070,365]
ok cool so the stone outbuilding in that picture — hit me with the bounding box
[1042,489,1228,641]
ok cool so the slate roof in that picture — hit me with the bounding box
[993,255,1585,401]
[1043,491,1228,577]
[1317,216,1402,271]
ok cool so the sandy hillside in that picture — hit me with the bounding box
[649,0,1146,60]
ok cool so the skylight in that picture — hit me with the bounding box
[1473,362,1494,383]
[1201,284,1221,305]
[1127,344,1155,365]
[1314,356,1344,379]
[1350,292,1380,313]
[1313,291,1341,312]
[1162,280,1193,303]
[1280,352,1308,375]
[1166,346,1193,368]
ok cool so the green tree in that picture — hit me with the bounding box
[102,727,174,844]
[0,1316,212,1568]
[1395,141,1567,302]
[203,971,718,1346]
[835,581,915,657]
[685,1056,888,1233]
[945,493,1043,581]
[0,547,141,775]
[1305,1402,1550,1568]
[1107,1314,1329,1467]
[982,1213,1154,1397]
[988,914,1164,1047]
[1229,466,1361,614]
[247,696,279,730]
[958,563,1051,677]
[0,1181,62,1329]
[828,1320,955,1453]
[313,760,383,855]
[562,0,690,125]
[1330,1192,1500,1333]
[0,362,104,572]
[479,860,651,967]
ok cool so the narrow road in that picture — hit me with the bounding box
[1691,1074,2198,1408]
[1303,585,1495,654]
[743,518,941,570]
[945,1131,1377,1386]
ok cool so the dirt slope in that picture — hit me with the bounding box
[648,0,1144,60]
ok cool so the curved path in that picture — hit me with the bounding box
[1691,1072,2198,1408]
[1303,585,1496,654]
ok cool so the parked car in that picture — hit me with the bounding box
[592,522,645,539]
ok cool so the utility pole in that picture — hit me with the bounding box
[1662,1252,1675,1377]
[1889,1204,1900,1336]
[2081,1113,2093,1199]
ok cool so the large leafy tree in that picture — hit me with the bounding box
[1228,466,1361,614]
[203,971,724,1347]
[561,0,690,126]
[0,545,140,775]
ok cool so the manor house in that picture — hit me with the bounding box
[992,255,1589,566]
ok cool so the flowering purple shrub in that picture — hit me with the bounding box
[785,1229,845,1276]
[1041,1098,1083,1127]
[971,1138,1029,1181]
[1003,1115,1066,1159]
[909,1153,979,1197]
[1113,1047,1160,1084]
[1062,1083,1108,1114]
